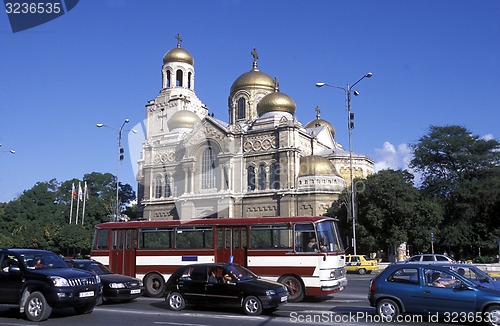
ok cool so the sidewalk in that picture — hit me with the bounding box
[377,262,500,277]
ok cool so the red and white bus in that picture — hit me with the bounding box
[90,216,347,302]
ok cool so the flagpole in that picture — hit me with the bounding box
[76,182,81,224]
[69,183,75,224]
[82,181,87,225]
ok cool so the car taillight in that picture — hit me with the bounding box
[369,280,376,293]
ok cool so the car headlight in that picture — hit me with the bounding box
[50,276,70,287]
[109,282,126,289]
[95,275,101,284]
[265,290,276,296]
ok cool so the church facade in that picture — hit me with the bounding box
[136,36,374,220]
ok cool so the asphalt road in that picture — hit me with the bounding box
[0,274,470,326]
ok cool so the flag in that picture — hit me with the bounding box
[78,182,83,201]
[72,183,77,200]
[84,181,90,201]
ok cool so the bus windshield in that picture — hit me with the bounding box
[316,220,344,252]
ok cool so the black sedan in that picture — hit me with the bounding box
[165,263,288,315]
[65,259,144,304]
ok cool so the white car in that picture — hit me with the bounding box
[405,254,455,264]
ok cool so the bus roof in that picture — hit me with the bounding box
[94,216,337,229]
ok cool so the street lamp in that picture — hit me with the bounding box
[316,72,372,255]
[96,119,137,221]
[0,144,16,154]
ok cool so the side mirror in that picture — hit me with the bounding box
[8,266,21,273]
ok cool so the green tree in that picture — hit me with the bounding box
[410,125,500,259]
[328,170,443,255]
[410,125,500,196]
[0,173,136,255]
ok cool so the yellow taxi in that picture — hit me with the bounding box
[345,254,378,274]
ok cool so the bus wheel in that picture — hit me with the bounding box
[144,273,165,298]
[279,275,304,303]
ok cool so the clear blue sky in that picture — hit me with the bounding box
[1,0,499,202]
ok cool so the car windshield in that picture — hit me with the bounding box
[74,261,113,275]
[21,252,69,270]
[449,266,494,286]
[224,264,257,281]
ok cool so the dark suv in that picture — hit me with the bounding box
[0,248,102,321]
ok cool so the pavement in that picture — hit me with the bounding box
[377,262,500,278]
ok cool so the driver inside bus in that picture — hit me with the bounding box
[307,237,319,252]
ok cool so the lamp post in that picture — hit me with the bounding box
[96,119,137,221]
[316,72,372,255]
[0,144,16,155]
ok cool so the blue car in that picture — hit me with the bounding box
[369,263,500,325]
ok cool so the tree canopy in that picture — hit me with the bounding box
[0,172,135,256]
[330,125,499,261]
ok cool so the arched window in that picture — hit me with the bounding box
[258,165,266,190]
[237,97,246,119]
[155,176,162,198]
[164,175,172,197]
[270,163,280,189]
[202,148,216,189]
[247,166,255,190]
[176,69,183,87]
[188,72,192,89]
[166,70,171,88]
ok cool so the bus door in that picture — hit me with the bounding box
[215,226,247,266]
[110,229,136,277]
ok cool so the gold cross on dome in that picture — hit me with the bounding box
[251,48,259,69]
[176,33,182,48]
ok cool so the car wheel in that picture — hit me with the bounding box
[377,298,400,322]
[24,291,52,322]
[167,292,186,311]
[243,296,263,316]
[279,275,304,302]
[485,305,500,326]
[144,272,165,297]
[358,268,367,275]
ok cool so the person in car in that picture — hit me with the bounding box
[430,272,456,288]
[208,269,218,283]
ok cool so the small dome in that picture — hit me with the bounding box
[167,110,201,131]
[305,118,336,137]
[163,47,194,65]
[298,155,337,177]
[257,91,296,116]
[230,69,275,94]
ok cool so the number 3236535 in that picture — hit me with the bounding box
[5,2,62,14]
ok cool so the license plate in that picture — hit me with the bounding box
[280,296,287,302]
[130,289,141,294]
[79,291,94,298]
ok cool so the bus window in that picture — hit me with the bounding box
[316,220,344,252]
[138,228,174,249]
[176,227,213,249]
[250,224,291,249]
[294,223,316,252]
[217,227,223,249]
[225,228,231,249]
[93,229,109,250]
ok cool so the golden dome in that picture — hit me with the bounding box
[163,47,194,65]
[305,118,336,137]
[167,110,201,130]
[298,155,337,177]
[256,91,296,116]
[230,68,275,94]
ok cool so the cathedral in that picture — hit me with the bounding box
[136,36,374,220]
